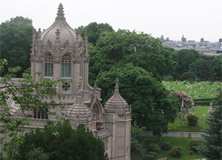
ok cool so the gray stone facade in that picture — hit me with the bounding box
[2,3,131,160]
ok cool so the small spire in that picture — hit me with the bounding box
[84,30,88,40]
[56,3,65,19]
[114,78,119,93]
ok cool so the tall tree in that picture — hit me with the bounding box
[77,22,114,45]
[15,121,108,160]
[196,91,222,159]
[170,49,202,79]
[0,16,33,77]
[211,55,222,81]
[196,59,215,81]
[89,29,176,84]
[96,64,180,137]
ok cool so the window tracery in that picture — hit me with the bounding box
[61,54,71,78]
[45,54,53,77]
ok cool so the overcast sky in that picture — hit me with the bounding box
[0,0,221,42]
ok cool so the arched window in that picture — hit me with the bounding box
[45,54,53,77]
[61,54,71,78]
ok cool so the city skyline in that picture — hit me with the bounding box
[0,0,221,42]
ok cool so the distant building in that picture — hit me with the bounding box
[161,35,222,55]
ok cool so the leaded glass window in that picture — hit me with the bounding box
[61,54,71,78]
[45,54,53,77]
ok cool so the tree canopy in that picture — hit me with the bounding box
[0,16,33,77]
[14,121,108,160]
[77,22,114,46]
[96,64,180,137]
[89,29,176,85]
[196,91,222,159]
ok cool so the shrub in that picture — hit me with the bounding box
[163,75,174,81]
[170,147,183,158]
[180,72,196,81]
[142,138,156,148]
[187,115,199,126]
[159,142,172,150]
[189,140,201,152]
[148,152,158,158]
[147,143,161,154]
[142,154,155,160]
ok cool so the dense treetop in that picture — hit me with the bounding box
[0,16,33,77]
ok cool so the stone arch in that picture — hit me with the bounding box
[91,100,104,130]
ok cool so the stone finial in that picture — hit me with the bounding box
[56,3,65,19]
[84,30,88,40]
[38,28,41,38]
[114,78,119,94]
[32,29,36,38]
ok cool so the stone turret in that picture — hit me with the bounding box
[104,78,129,113]
[103,78,131,160]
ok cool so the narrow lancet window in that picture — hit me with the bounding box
[61,54,71,78]
[45,54,53,77]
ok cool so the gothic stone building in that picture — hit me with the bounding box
[5,3,131,160]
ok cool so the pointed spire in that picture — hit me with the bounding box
[114,78,119,94]
[56,3,65,20]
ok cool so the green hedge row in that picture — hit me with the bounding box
[193,98,214,102]
[193,98,213,106]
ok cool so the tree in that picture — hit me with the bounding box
[77,22,114,45]
[179,72,196,81]
[196,91,222,159]
[196,59,215,81]
[188,62,197,75]
[0,59,63,157]
[170,49,201,79]
[0,16,33,77]
[96,64,180,137]
[27,148,49,160]
[15,120,108,160]
[211,55,222,81]
[90,29,176,84]
[131,122,146,155]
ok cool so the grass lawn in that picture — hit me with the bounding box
[156,137,205,160]
[163,81,221,100]
[168,106,209,132]
[132,136,205,160]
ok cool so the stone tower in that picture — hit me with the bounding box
[104,78,131,160]
[27,3,131,160]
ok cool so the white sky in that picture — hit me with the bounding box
[0,0,221,42]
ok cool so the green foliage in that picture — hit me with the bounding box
[196,59,215,81]
[196,91,222,159]
[170,147,183,158]
[89,29,176,85]
[211,55,222,81]
[142,138,157,148]
[131,122,146,155]
[96,64,180,137]
[0,59,63,156]
[142,154,155,160]
[15,121,108,160]
[189,140,201,152]
[27,147,49,160]
[163,75,174,81]
[180,72,196,81]
[159,142,172,151]
[188,62,197,75]
[148,152,158,158]
[0,16,33,77]
[77,22,114,46]
[169,49,201,80]
[186,115,199,126]
[147,143,161,154]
